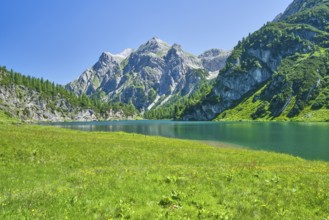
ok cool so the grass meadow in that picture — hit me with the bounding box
[0,114,329,219]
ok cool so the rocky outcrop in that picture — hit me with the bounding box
[198,49,231,77]
[275,0,328,21]
[67,48,133,96]
[67,37,230,111]
[0,84,134,122]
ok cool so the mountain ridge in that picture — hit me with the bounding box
[66,38,231,111]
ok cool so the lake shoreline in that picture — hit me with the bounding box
[37,120,329,162]
[193,140,244,149]
[2,123,329,218]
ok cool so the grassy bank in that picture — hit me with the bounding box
[0,110,18,124]
[0,124,329,219]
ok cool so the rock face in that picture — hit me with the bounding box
[67,49,133,97]
[198,49,232,74]
[274,0,327,21]
[0,84,134,122]
[67,38,231,111]
[182,0,329,121]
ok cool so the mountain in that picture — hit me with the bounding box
[0,67,138,122]
[182,0,329,121]
[66,38,231,111]
[274,0,329,21]
[198,49,232,78]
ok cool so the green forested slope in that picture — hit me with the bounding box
[216,47,329,122]
[144,79,214,119]
[182,0,329,121]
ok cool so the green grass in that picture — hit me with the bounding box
[215,90,329,122]
[1,124,329,219]
[215,86,270,122]
[0,110,18,124]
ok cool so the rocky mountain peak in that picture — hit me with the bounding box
[198,49,232,73]
[275,0,306,21]
[136,37,170,55]
[165,44,203,71]
[98,48,133,65]
[67,37,232,111]
[171,43,182,50]
[166,44,184,57]
[275,0,329,21]
[118,48,134,58]
[93,52,115,70]
[198,49,231,59]
[99,52,113,62]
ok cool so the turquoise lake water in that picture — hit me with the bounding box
[44,120,329,161]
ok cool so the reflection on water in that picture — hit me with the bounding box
[43,120,329,161]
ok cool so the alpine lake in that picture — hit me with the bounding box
[40,120,329,162]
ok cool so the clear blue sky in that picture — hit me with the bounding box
[0,0,292,85]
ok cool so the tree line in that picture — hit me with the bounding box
[0,66,138,116]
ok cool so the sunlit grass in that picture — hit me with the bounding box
[215,87,329,122]
[0,110,18,124]
[0,124,329,219]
